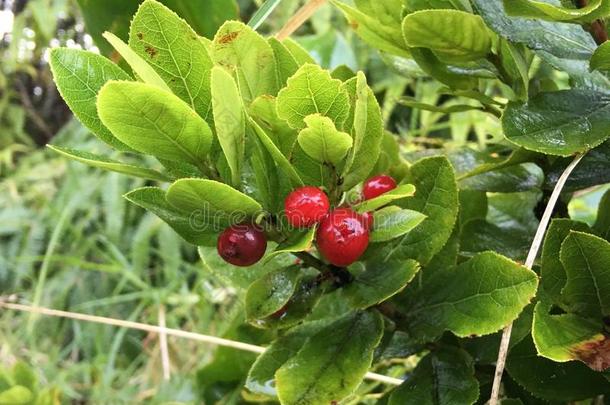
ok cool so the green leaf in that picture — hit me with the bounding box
[166,179,262,218]
[594,189,610,239]
[354,184,416,213]
[388,346,479,405]
[48,145,171,182]
[282,38,316,65]
[275,310,384,405]
[370,207,427,243]
[211,66,245,186]
[0,386,33,405]
[249,95,298,157]
[459,163,543,193]
[263,227,316,264]
[102,31,171,93]
[341,73,385,190]
[276,64,350,130]
[332,0,410,58]
[246,320,331,397]
[409,48,479,90]
[268,37,300,89]
[506,335,610,401]
[248,0,283,30]
[249,118,304,187]
[540,219,592,302]
[124,187,219,246]
[297,114,353,165]
[97,81,213,167]
[544,141,610,192]
[504,0,610,23]
[503,90,610,156]
[402,10,493,62]
[246,266,301,322]
[344,259,420,309]
[560,231,610,318]
[591,41,610,72]
[380,156,459,264]
[532,300,610,372]
[212,21,277,103]
[472,0,597,60]
[399,98,484,113]
[49,48,132,151]
[129,0,215,122]
[398,252,538,341]
[159,0,238,39]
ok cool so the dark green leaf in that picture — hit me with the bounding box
[246,266,301,323]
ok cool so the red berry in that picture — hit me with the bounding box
[284,186,330,228]
[362,174,397,200]
[360,211,374,231]
[316,208,370,266]
[217,223,267,266]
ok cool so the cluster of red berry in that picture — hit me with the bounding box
[216,175,397,267]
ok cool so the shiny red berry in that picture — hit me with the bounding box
[360,211,374,231]
[362,174,397,200]
[217,224,267,266]
[316,208,370,266]
[284,186,330,228]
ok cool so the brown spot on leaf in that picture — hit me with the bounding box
[571,333,610,371]
[136,32,143,40]
[218,31,239,44]
[110,50,121,63]
[349,20,359,30]
[145,46,158,58]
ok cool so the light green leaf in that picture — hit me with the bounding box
[398,251,538,341]
[332,0,410,58]
[344,259,420,309]
[504,0,610,23]
[388,346,479,405]
[49,48,132,151]
[97,81,213,168]
[212,21,277,102]
[276,64,350,130]
[370,207,427,242]
[0,386,33,405]
[48,145,171,182]
[124,187,219,246]
[354,184,416,213]
[166,178,262,217]
[503,90,610,156]
[246,266,301,322]
[211,66,245,186]
[102,31,171,93]
[297,114,353,165]
[276,310,384,405]
[409,47,479,90]
[591,40,610,72]
[380,156,459,264]
[249,118,304,186]
[402,10,493,62]
[560,231,610,318]
[129,0,214,122]
[281,38,316,65]
[341,73,384,190]
[264,227,316,264]
[249,95,298,157]
[268,37,300,89]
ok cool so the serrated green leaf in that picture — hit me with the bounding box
[264,227,316,264]
[398,251,538,341]
[504,0,610,23]
[297,114,353,165]
[332,0,410,58]
[370,207,426,243]
[211,66,245,186]
[380,156,459,264]
[48,145,171,182]
[97,81,213,168]
[166,178,262,219]
[129,0,214,123]
[341,73,384,190]
[276,64,350,130]
[249,118,304,187]
[344,259,420,309]
[246,266,301,322]
[540,219,592,302]
[388,346,479,405]
[124,187,219,246]
[276,310,384,405]
[560,231,610,318]
[402,10,493,62]
[212,21,277,103]
[49,48,132,151]
[354,184,416,213]
[503,90,610,156]
[102,31,171,93]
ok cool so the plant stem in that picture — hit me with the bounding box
[293,251,354,287]
[489,152,585,405]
